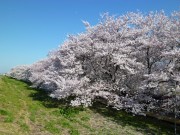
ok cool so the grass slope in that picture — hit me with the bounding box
[0,76,179,135]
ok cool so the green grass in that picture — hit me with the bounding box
[0,75,179,135]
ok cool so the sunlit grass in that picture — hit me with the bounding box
[0,76,179,135]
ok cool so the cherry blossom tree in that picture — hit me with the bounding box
[7,10,180,117]
[7,65,31,82]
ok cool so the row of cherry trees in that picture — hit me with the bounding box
[7,11,180,117]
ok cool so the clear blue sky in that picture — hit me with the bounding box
[0,0,179,73]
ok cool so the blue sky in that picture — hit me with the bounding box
[0,0,180,73]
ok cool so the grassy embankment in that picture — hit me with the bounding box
[0,76,179,135]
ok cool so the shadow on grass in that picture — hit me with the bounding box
[10,77,180,135]
[90,101,180,135]
[26,86,67,108]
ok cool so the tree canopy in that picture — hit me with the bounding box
[7,11,180,118]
